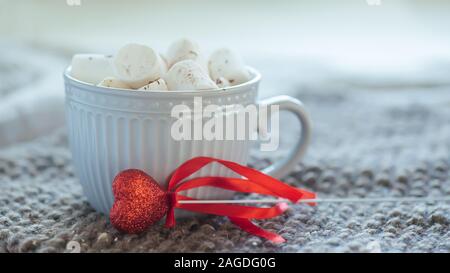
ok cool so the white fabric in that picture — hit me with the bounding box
[0,43,66,148]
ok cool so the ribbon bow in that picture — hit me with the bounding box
[164,157,316,243]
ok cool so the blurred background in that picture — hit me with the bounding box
[3,1,450,253]
[1,0,450,152]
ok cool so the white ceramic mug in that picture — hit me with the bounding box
[64,67,311,215]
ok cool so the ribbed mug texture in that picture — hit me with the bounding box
[64,69,260,215]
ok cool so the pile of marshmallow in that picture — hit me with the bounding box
[70,39,251,91]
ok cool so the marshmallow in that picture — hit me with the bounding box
[160,54,169,68]
[165,38,207,71]
[165,60,218,91]
[70,54,114,85]
[98,77,130,89]
[215,77,230,88]
[113,43,167,89]
[208,48,251,85]
[139,78,168,91]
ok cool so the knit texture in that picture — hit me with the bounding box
[1,46,450,253]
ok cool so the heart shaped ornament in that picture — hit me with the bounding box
[108,157,317,243]
[110,169,169,233]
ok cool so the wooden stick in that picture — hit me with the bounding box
[178,196,450,204]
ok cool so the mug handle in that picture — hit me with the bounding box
[257,95,312,179]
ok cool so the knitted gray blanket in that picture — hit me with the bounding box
[1,48,450,253]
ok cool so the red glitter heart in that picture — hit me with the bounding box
[110,169,169,233]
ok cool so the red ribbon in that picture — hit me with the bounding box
[164,157,316,243]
